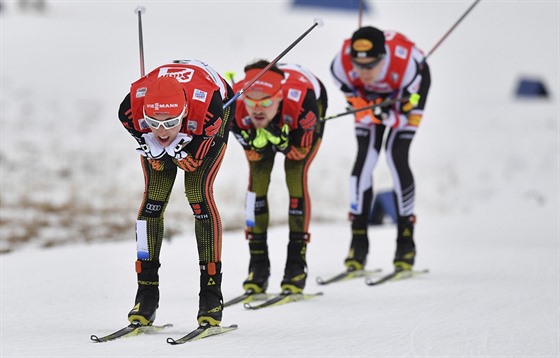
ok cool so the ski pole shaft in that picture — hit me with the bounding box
[358,0,364,28]
[223,19,323,110]
[321,96,409,122]
[135,6,146,77]
[424,0,482,60]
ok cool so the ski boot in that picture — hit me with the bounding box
[243,232,270,293]
[393,215,416,271]
[128,260,160,326]
[344,234,368,271]
[197,261,223,326]
[280,232,309,294]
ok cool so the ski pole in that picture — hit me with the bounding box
[323,0,481,121]
[135,6,146,77]
[321,96,412,122]
[358,0,364,28]
[424,0,482,61]
[223,18,324,110]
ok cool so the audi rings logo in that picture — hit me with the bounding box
[141,200,165,218]
[146,203,162,211]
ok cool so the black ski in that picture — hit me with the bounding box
[91,322,173,342]
[223,291,273,308]
[243,291,323,310]
[365,268,429,286]
[316,268,382,285]
[167,324,238,345]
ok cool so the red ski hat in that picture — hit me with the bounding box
[144,76,186,117]
[244,69,284,96]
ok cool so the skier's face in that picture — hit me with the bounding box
[146,111,185,147]
[243,90,282,129]
[352,56,385,84]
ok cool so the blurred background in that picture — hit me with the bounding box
[1,0,558,253]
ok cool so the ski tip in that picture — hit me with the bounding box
[167,337,179,345]
[90,335,101,342]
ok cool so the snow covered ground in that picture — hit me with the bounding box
[1,0,558,357]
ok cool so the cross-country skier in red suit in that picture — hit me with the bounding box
[117,60,235,328]
[330,26,431,273]
[230,60,328,295]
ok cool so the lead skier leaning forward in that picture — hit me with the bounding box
[330,26,431,273]
[230,60,328,295]
[117,60,235,327]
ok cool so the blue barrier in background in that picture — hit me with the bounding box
[515,77,549,98]
[292,0,369,12]
[369,191,397,225]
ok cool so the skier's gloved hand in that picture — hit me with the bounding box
[165,133,192,159]
[347,96,377,124]
[137,133,165,159]
[241,128,268,151]
[373,101,391,122]
[261,124,289,153]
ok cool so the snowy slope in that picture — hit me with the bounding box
[1,1,559,357]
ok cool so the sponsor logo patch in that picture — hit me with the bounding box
[136,87,147,98]
[139,118,150,130]
[283,115,293,125]
[254,197,268,214]
[187,120,198,132]
[352,39,373,52]
[395,45,408,59]
[288,197,303,216]
[190,203,209,220]
[141,199,165,218]
[287,88,302,102]
[145,103,179,110]
[193,89,207,102]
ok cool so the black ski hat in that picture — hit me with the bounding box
[350,26,386,59]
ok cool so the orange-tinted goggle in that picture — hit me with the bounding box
[243,92,281,109]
